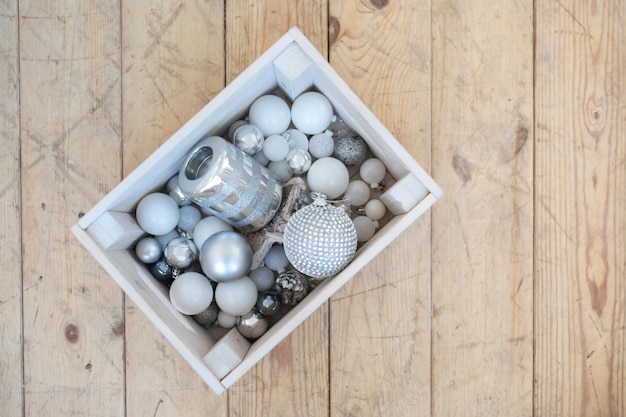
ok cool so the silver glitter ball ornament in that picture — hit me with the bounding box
[164,237,198,269]
[236,308,268,339]
[283,194,358,279]
[256,292,281,316]
[275,270,308,305]
[193,301,220,327]
[232,123,265,155]
[333,135,368,166]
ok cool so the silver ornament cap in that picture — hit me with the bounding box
[283,194,357,279]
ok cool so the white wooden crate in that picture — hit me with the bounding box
[71,27,443,395]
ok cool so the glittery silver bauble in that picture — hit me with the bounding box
[333,135,368,166]
[199,231,253,282]
[192,301,220,327]
[286,149,312,174]
[283,195,358,279]
[236,308,268,339]
[275,270,308,305]
[135,237,162,264]
[256,292,281,316]
[232,123,265,155]
[164,237,198,269]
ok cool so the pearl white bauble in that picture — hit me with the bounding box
[282,129,309,151]
[291,92,333,134]
[308,132,334,158]
[352,216,378,242]
[193,216,233,250]
[169,272,214,315]
[136,193,180,235]
[365,199,386,220]
[344,180,371,207]
[264,244,289,273]
[216,311,238,328]
[263,134,290,162]
[360,158,387,188]
[249,95,291,136]
[199,231,253,282]
[215,276,258,316]
[307,157,350,199]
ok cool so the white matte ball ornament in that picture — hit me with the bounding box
[249,95,291,136]
[352,216,378,242]
[215,276,258,316]
[216,311,237,329]
[306,157,350,199]
[169,272,214,315]
[193,216,233,250]
[365,199,386,220]
[136,193,180,235]
[344,180,371,207]
[263,134,290,162]
[200,231,253,282]
[282,129,309,151]
[268,160,294,183]
[291,92,333,135]
[360,158,387,188]
[264,244,289,273]
[309,132,334,159]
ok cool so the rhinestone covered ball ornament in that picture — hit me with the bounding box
[283,193,357,279]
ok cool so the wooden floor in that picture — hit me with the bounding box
[1,0,624,416]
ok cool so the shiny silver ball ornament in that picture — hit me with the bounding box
[275,270,308,305]
[135,237,162,264]
[164,237,198,269]
[232,123,265,155]
[286,149,312,174]
[149,257,174,286]
[199,231,253,282]
[236,308,268,339]
[256,292,281,316]
[283,194,358,279]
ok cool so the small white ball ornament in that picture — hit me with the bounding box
[352,216,378,242]
[291,92,333,134]
[308,132,334,159]
[282,129,309,151]
[264,244,289,273]
[283,194,358,279]
[200,231,253,282]
[307,157,350,199]
[263,134,290,162]
[344,180,371,207]
[365,199,386,220]
[169,272,214,315]
[216,311,238,328]
[177,205,201,233]
[136,193,180,235]
[360,158,387,188]
[249,266,275,292]
[249,95,291,136]
[215,276,258,316]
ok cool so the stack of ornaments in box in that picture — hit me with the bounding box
[133,91,391,340]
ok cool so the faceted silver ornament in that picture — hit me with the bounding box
[283,194,358,279]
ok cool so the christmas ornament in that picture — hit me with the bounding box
[352,216,378,242]
[155,230,179,250]
[256,292,281,316]
[135,193,180,235]
[232,123,264,155]
[166,175,192,206]
[227,120,247,141]
[249,95,291,136]
[179,136,282,232]
[286,149,312,174]
[177,205,201,233]
[334,135,367,166]
[249,266,275,292]
[364,199,386,220]
[283,193,357,279]
[291,91,333,134]
[282,129,309,151]
[263,134,290,162]
[306,157,350,199]
[237,308,268,339]
[343,180,371,207]
[216,311,237,328]
[264,244,289,273]
[360,158,387,189]
[149,257,173,285]
[275,270,308,305]
[268,160,294,183]
[135,237,162,264]
[193,216,233,250]
[164,237,198,269]
[199,231,252,282]
[193,301,219,327]
[308,131,334,159]
[215,276,258,316]
[169,272,214,315]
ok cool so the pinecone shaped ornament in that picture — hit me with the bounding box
[283,193,358,279]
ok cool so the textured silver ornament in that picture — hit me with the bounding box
[275,270,308,305]
[283,194,358,279]
[192,301,220,327]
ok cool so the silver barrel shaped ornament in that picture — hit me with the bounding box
[178,136,282,232]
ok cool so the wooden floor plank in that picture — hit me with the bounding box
[224,2,330,415]
[431,1,534,416]
[19,1,125,416]
[534,1,626,415]
[121,0,228,414]
[328,2,432,416]
[0,2,23,416]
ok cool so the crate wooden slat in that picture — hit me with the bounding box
[72,27,442,394]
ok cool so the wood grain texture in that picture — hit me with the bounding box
[534,0,626,416]
[224,2,330,415]
[0,1,22,416]
[431,1,534,416]
[19,1,125,416]
[121,1,227,415]
[328,1,432,416]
